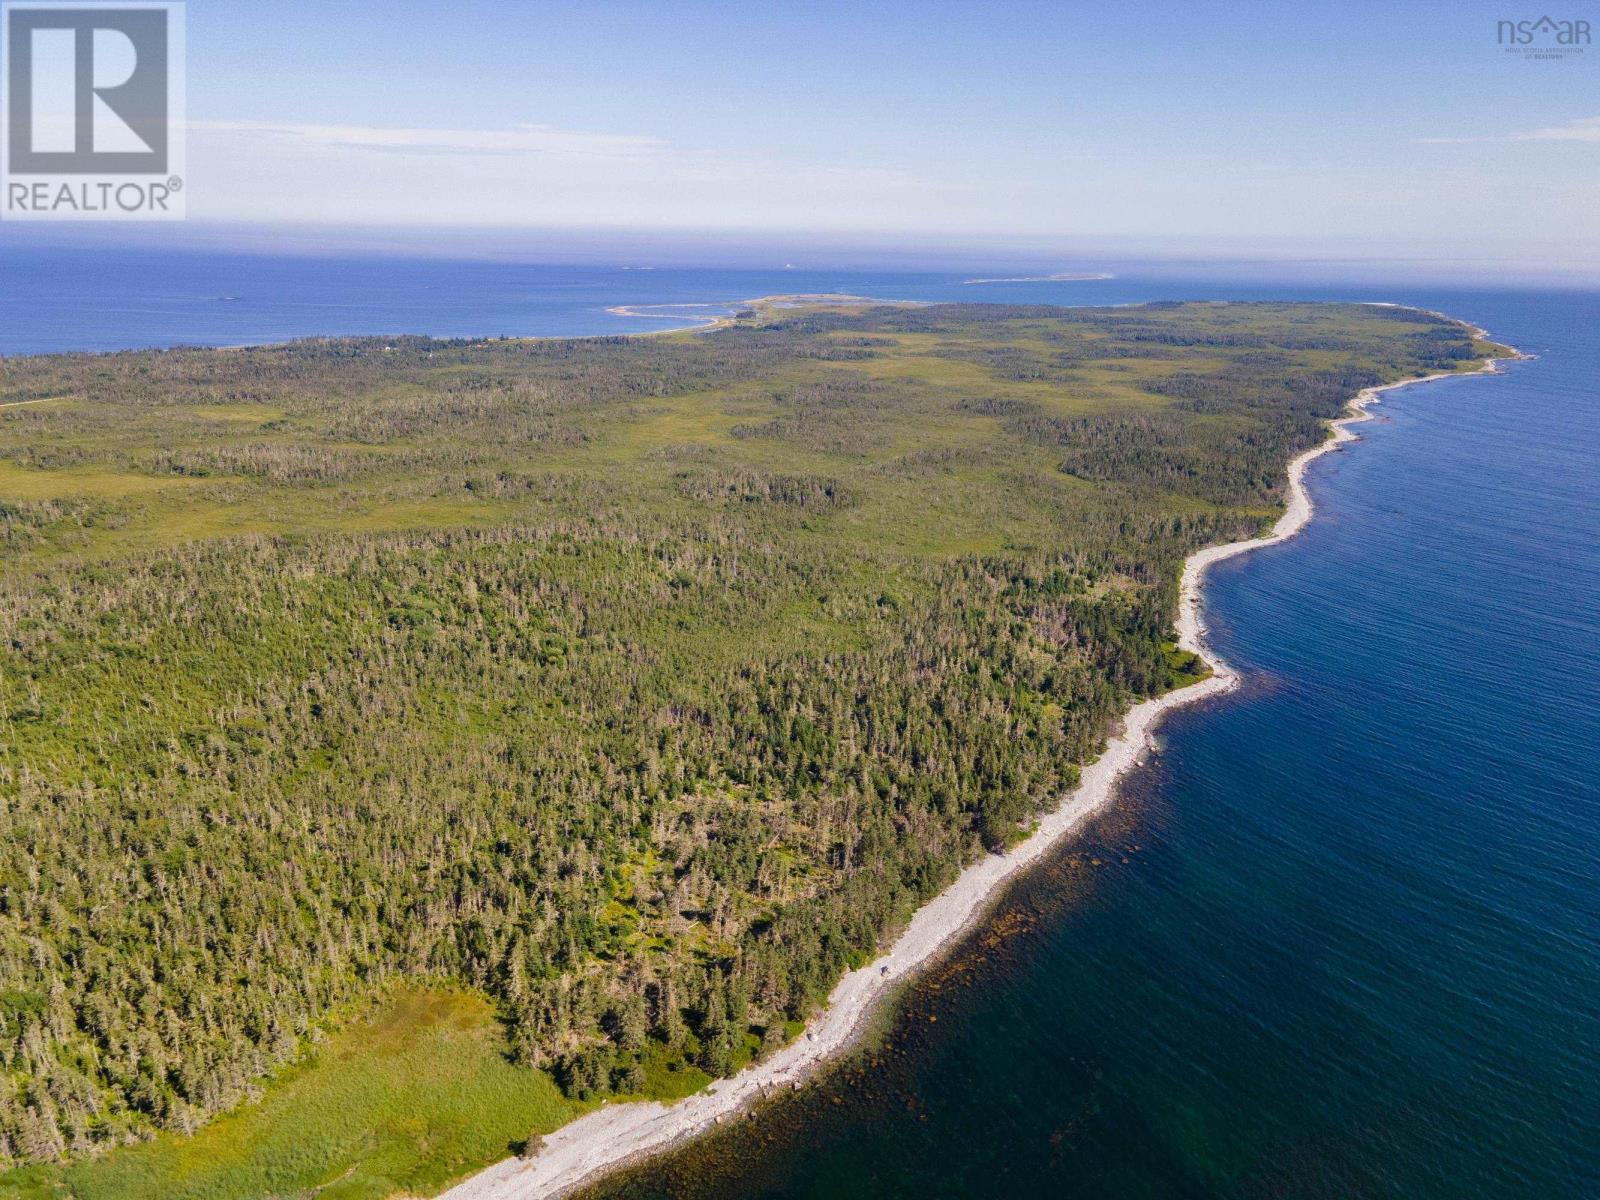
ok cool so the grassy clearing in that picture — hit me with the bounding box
[1161,641,1213,691]
[0,989,582,1200]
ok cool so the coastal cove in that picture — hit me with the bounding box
[442,332,1515,1200]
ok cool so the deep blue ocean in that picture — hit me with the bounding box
[585,284,1600,1198]
[2,245,1595,1197]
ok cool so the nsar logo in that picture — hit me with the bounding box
[1496,15,1591,59]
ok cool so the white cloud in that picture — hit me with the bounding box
[189,119,667,160]
[1513,116,1600,142]
[1417,115,1600,145]
[179,116,958,227]
[188,120,932,191]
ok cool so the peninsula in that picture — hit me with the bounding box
[0,301,1508,1200]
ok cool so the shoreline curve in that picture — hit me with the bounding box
[441,315,1518,1200]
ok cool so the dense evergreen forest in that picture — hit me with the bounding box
[0,301,1495,1166]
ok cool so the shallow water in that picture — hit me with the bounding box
[580,290,1600,1199]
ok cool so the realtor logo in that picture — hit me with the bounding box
[1,1,185,218]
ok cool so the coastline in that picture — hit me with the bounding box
[441,325,1516,1200]
[603,303,733,333]
[444,326,1516,1200]
[606,293,924,336]
[3,294,907,360]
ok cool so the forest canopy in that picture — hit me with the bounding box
[0,301,1496,1167]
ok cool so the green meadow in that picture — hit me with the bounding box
[0,989,579,1200]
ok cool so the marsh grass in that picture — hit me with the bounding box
[0,989,580,1200]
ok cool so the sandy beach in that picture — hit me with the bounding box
[603,303,734,333]
[441,327,1515,1200]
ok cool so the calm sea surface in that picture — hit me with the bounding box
[584,286,1600,1198]
[1,248,1594,1197]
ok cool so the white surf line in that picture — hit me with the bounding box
[442,325,1517,1200]
[604,303,732,333]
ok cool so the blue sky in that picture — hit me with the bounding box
[48,0,1600,262]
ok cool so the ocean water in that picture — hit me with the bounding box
[578,287,1600,1199]
[1,247,1594,1197]
[0,241,1544,356]
[0,245,1101,354]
